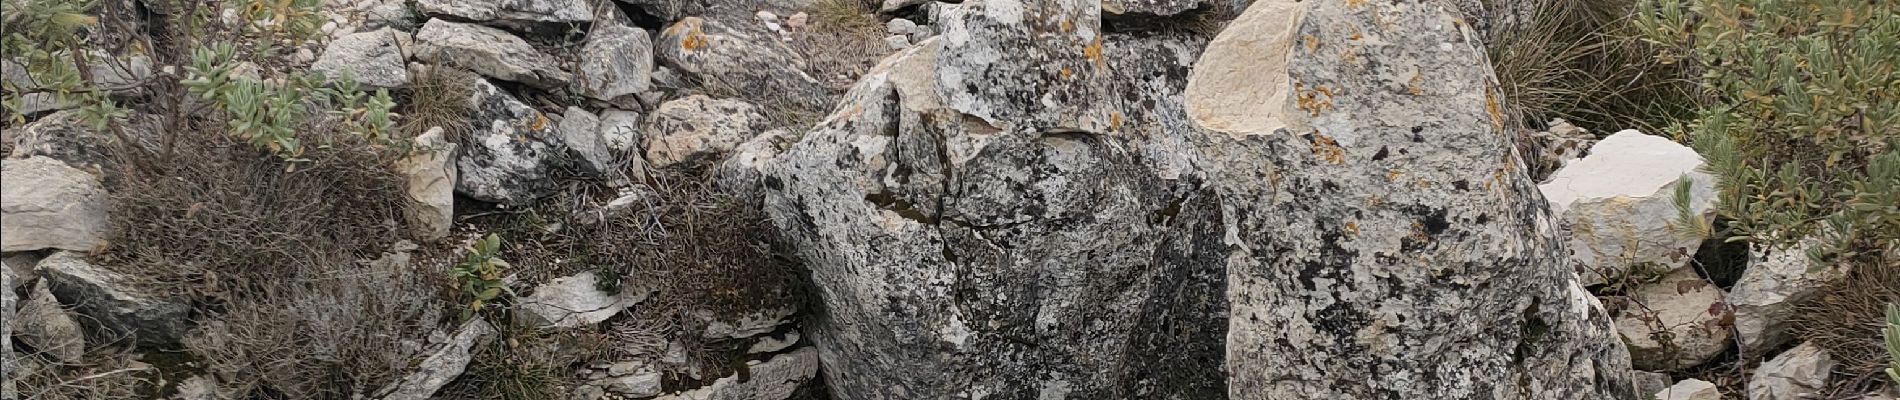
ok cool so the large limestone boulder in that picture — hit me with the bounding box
[2,156,109,252]
[37,252,192,346]
[415,19,571,90]
[16,281,86,363]
[652,347,818,400]
[454,78,563,205]
[643,95,769,169]
[397,127,456,240]
[1189,0,1634,398]
[1540,130,1717,286]
[1657,379,1723,400]
[374,319,495,400]
[311,28,410,88]
[764,6,1228,397]
[1746,342,1835,400]
[414,0,590,28]
[1731,236,1847,355]
[1611,268,1731,370]
[577,23,653,101]
[654,17,829,111]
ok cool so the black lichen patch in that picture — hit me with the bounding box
[1512,298,1550,364]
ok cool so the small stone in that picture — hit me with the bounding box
[598,371,663,396]
[886,18,917,35]
[1656,379,1722,400]
[746,331,801,354]
[1612,268,1732,370]
[577,23,654,101]
[517,271,650,329]
[652,347,817,400]
[1631,370,1672,398]
[2,157,109,252]
[1731,235,1847,354]
[756,10,778,22]
[571,384,606,400]
[397,128,456,241]
[884,34,911,50]
[414,19,571,89]
[1746,342,1835,400]
[38,252,192,346]
[452,77,562,205]
[643,95,770,169]
[786,12,808,31]
[311,28,410,88]
[16,281,86,363]
[1540,130,1717,286]
[373,319,495,400]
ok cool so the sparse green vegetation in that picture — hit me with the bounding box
[1886,304,1899,385]
[452,234,516,321]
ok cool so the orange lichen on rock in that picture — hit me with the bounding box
[1083,37,1107,69]
[1310,131,1346,164]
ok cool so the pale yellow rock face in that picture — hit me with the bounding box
[1184,0,1302,138]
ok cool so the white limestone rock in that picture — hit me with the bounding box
[1540,130,1717,286]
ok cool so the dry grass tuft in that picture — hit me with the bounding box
[1790,255,1900,394]
[10,348,153,400]
[790,0,889,94]
[397,66,478,141]
[1487,0,1700,135]
[440,327,607,400]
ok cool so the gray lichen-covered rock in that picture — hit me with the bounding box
[17,281,86,363]
[454,78,562,205]
[1731,236,1846,355]
[644,95,769,169]
[414,0,590,27]
[2,156,109,252]
[415,19,571,90]
[716,127,791,195]
[1540,130,1716,286]
[1611,268,1730,371]
[655,17,829,111]
[1632,370,1673,398]
[311,28,410,88]
[1745,342,1834,400]
[374,319,496,400]
[397,127,457,241]
[2,51,151,92]
[764,5,1229,397]
[37,252,192,346]
[654,347,818,400]
[1189,0,1635,398]
[557,107,613,174]
[578,23,654,101]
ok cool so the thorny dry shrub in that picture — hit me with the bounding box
[1486,0,1699,135]
[462,165,806,385]
[184,249,449,399]
[97,109,449,397]
[9,347,152,400]
[1790,255,1900,395]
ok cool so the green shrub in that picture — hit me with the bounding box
[452,234,516,321]
[1635,0,1899,258]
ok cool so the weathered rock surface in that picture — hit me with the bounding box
[1612,268,1730,370]
[698,306,794,340]
[1631,370,1673,398]
[765,4,1229,397]
[1657,379,1722,400]
[1731,236,1846,355]
[2,156,109,252]
[17,281,86,363]
[1521,119,1595,182]
[1746,342,1835,400]
[1102,0,1205,16]
[557,107,613,174]
[8,110,118,173]
[654,347,818,400]
[517,271,649,329]
[415,19,571,90]
[454,77,562,205]
[578,23,654,101]
[398,127,457,241]
[1540,130,1716,286]
[311,28,410,88]
[1192,0,1635,398]
[716,127,791,194]
[414,0,590,27]
[644,95,769,169]
[38,252,192,346]
[2,52,151,92]
[655,17,829,111]
[374,319,495,400]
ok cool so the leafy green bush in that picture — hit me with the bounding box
[1635,0,1899,259]
[453,234,515,321]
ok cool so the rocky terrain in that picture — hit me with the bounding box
[2,0,1896,399]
